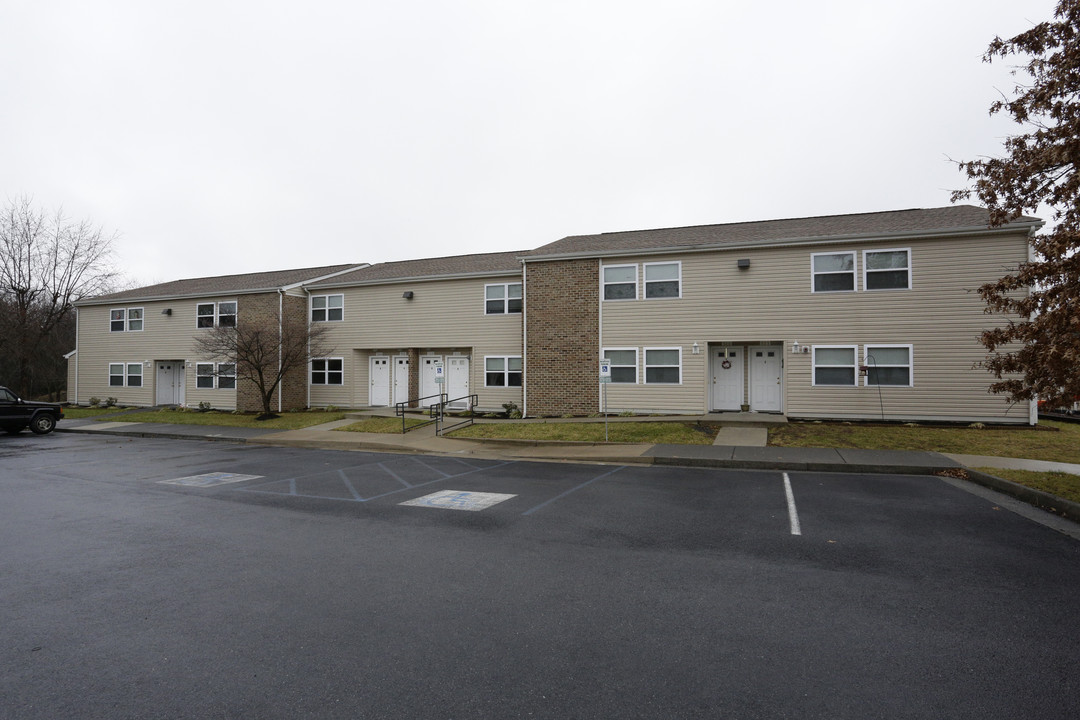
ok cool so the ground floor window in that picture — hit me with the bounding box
[644,347,681,384]
[109,362,142,387]
[485,356,522,387]
[311,358,343,385]
[812,346,857,386]
[864,345,912,386]
[196,362,237,389]
[602,348,638,383]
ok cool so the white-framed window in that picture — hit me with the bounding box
[485,283,523,314]
[602,264,637,301]
[485,356,522,387]
[644,347,681,384]
[603,348,638,384]
[108,362,142,387]
[644,262,681,299]
[311,294,344,322]
[811,252,855,293]
[196,363,215,389]
[197,362,238,389]
[110,307,144,332]
[311,358,344,385]
[864,249,911,291]
[864,345,913,387]
[197,301,237,329]
[812,346,858,386]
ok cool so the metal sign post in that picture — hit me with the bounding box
[600,358,611,442]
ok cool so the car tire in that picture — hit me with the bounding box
[29,413,56,435]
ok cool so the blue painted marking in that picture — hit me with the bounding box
[339,469,365,501]
[377,462,412,488]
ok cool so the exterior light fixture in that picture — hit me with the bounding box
[161,308,172,315]
[402,291,414,299]
[692,342,700,354]
[737,259,750,269]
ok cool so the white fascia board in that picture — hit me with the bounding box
[305,269,523,291]
[281,264,370,292]
[75,286,288,307]
[521,222,1044,264]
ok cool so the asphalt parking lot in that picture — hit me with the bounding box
[2,432,1079,719]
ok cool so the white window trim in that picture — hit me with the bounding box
[108,361,142,387]
[643,346,682,385]
[310,294,344,322]
[863,344,914,387]
[109,307,144,332]
[810,251,856,294]
[863,248,912,291]
[483,283,523,315]
[196,300,238,329]
[602,347,638,384]
[310,357,344,386]
[125,362,143,387]
[601,263,638,301]
[195,362,216,389]
[811,345,859,387]
[483,355,523,388]
[643,261,682,300]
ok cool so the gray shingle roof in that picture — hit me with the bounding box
[526,205,1043,259]
[306,250,526,288]
[79,264,364,304]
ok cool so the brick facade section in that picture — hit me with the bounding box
[525,258,599,416]
[235,293,309,412]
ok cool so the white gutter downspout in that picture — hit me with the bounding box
[597,260,603,413]
[521,260,528,417]
[1028,236,1038,426]
[73,307,79,405]
[305,289,312,410]
[279,289,284,413]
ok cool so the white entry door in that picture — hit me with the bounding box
[445,356,470,408]
[369,356,390,406]
[155,361,185,405]
[710,347,744,411]
[419,356,443,404]
[393,356,410,405]
[749,346,782,412]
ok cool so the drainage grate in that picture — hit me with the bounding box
[400,490,516,511]
[158,472,263,487]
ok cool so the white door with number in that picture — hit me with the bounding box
[393,356,410,405]
[369,356,390,406]
[710,348,744,411]
[420,356,443,404]
[155,361,186,406]
[445,357,470,408]
[749,346,782,412]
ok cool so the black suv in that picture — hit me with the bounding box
[0,386,64,435]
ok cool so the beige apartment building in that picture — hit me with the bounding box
[70,205,1041,424]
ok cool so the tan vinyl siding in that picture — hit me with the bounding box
[308,275,523,410]
[74,297,244,408]
[598,232,1030,422]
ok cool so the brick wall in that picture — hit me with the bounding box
[234,293,309,413]
[524,259,599,416]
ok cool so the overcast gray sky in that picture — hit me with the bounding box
[1,0,1058,287]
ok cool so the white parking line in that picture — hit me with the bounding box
[783,472,802,536]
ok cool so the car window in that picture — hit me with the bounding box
[0,388,17,402]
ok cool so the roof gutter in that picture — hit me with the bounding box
[304,268,522,291]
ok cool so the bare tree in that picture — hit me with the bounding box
[0,196,118,396]
[191,304,331,417]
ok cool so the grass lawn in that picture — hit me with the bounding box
[449,421,718,444]
[768,420,1080,464]
[335,417,430,434]
[95,409,346,430]
[974,467,1080,505]
[63,407,129,419]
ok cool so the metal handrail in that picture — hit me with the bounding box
[435,394,479,435]
[395,393,447,433]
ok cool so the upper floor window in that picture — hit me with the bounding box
[644,262,681,299]
[311,294,344,322]
[311,358,343,385]
[110,308,143,332]
[485,283,522,314]
[864,249,911,290]
[602,265,637,300]
[811,252,855,292]
[864,345,912,386]
[812,346,857,386]
[197,301,237,329]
